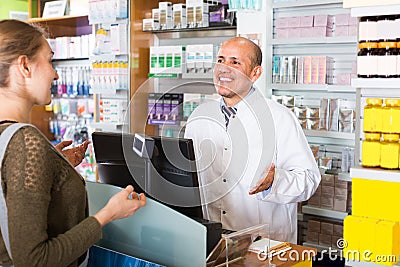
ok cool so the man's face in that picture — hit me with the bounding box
[213,41,257,102]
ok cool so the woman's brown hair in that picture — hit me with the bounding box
[0,19,46,87]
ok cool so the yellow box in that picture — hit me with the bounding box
[359,217,378,262]
[344,215,361,261]
[375,220,400,265]
[352,178,400,221]
[352,178,372,218]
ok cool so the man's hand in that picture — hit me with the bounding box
[55,140,90,167]
[249,163,275,195]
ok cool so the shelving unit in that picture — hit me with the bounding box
[302,205,348,220]
[272,83,355,92]
[27,15,93,141]
[303,130,355,140]
[272,36,357,45]
[271,0,356,248]
[343,4,400,265]
[272,0,342,8]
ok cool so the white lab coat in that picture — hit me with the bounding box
[184,89,320,243]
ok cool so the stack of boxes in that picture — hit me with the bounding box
[149,46,185,75]
[99,99,127,124]
[143,1,222,31]
[308,173,352,213]
[275,13,357,39]
[273,56,334,85]
[272,95,356,134]
[306,219,344,249]
[344,178,400,265]
[149,44,215,75]
[335,13,358,37]
[148,93,184,125]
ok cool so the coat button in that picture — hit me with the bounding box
[223,179,227,182]
[222,210,226,215]
[224,147,228,150]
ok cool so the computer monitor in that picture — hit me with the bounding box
[92,131,203,219]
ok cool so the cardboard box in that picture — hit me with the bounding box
[334,195,348,212]
[319,233,332,246]
[321,174,335,187]
[321,222,334,235]
[308,220,321,232]
[320,193,334,209]
[307,231,320,243]
[333,224,344,236]
[322,185,334,196]
[308,194,321,207]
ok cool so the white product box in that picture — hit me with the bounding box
[314,15,334,28]
[173,4,187,29]
[275,17,289,28]
[110,23,128,55]
[335,13,350,26]
[143,18,158,31]
[288,16,301,27]
[186,45,196,73]
[276,28,289,39]
[159,2,173,30]
[300,16,314,27]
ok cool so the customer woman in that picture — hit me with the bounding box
[0,19,146,267]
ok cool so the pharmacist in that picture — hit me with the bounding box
[184,37,320,243]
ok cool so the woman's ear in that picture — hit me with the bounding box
[17,55,31,78]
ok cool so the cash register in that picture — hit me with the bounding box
[92,131,222,255]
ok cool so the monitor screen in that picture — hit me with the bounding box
[92,131,203,219]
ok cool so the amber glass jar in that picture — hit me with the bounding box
[357,42,379,78]
[362,133,381,167]
[363,98,383,133]
[382,98,400,133]
[380,133,400,169]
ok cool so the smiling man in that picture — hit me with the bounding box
[184,37,320,243]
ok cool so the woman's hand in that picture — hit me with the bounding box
[55,140,90,167]
[94,185,147,227]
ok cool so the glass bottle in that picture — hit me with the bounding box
[380,133,400,169]
[359,16,378,43]
[381,98,400,133]
[377,41,397,78]
[363,98,383,133]
[357,42,379,78]
[362,133,381,167]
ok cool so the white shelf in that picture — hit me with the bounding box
[272,0,342,8]
[350,4,400,17]
[91,88,128,98]
[302,205,348,220]
[302,242,330,252]
[272,36,357,45]
[352,78,400,89]
[303,130,355,140]
[298,212,304,221]
[89,54,128,62]
[350,166,400,183]
[91,122,127,131]
[272,83,355,92]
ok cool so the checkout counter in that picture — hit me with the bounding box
[86,182,316,267]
